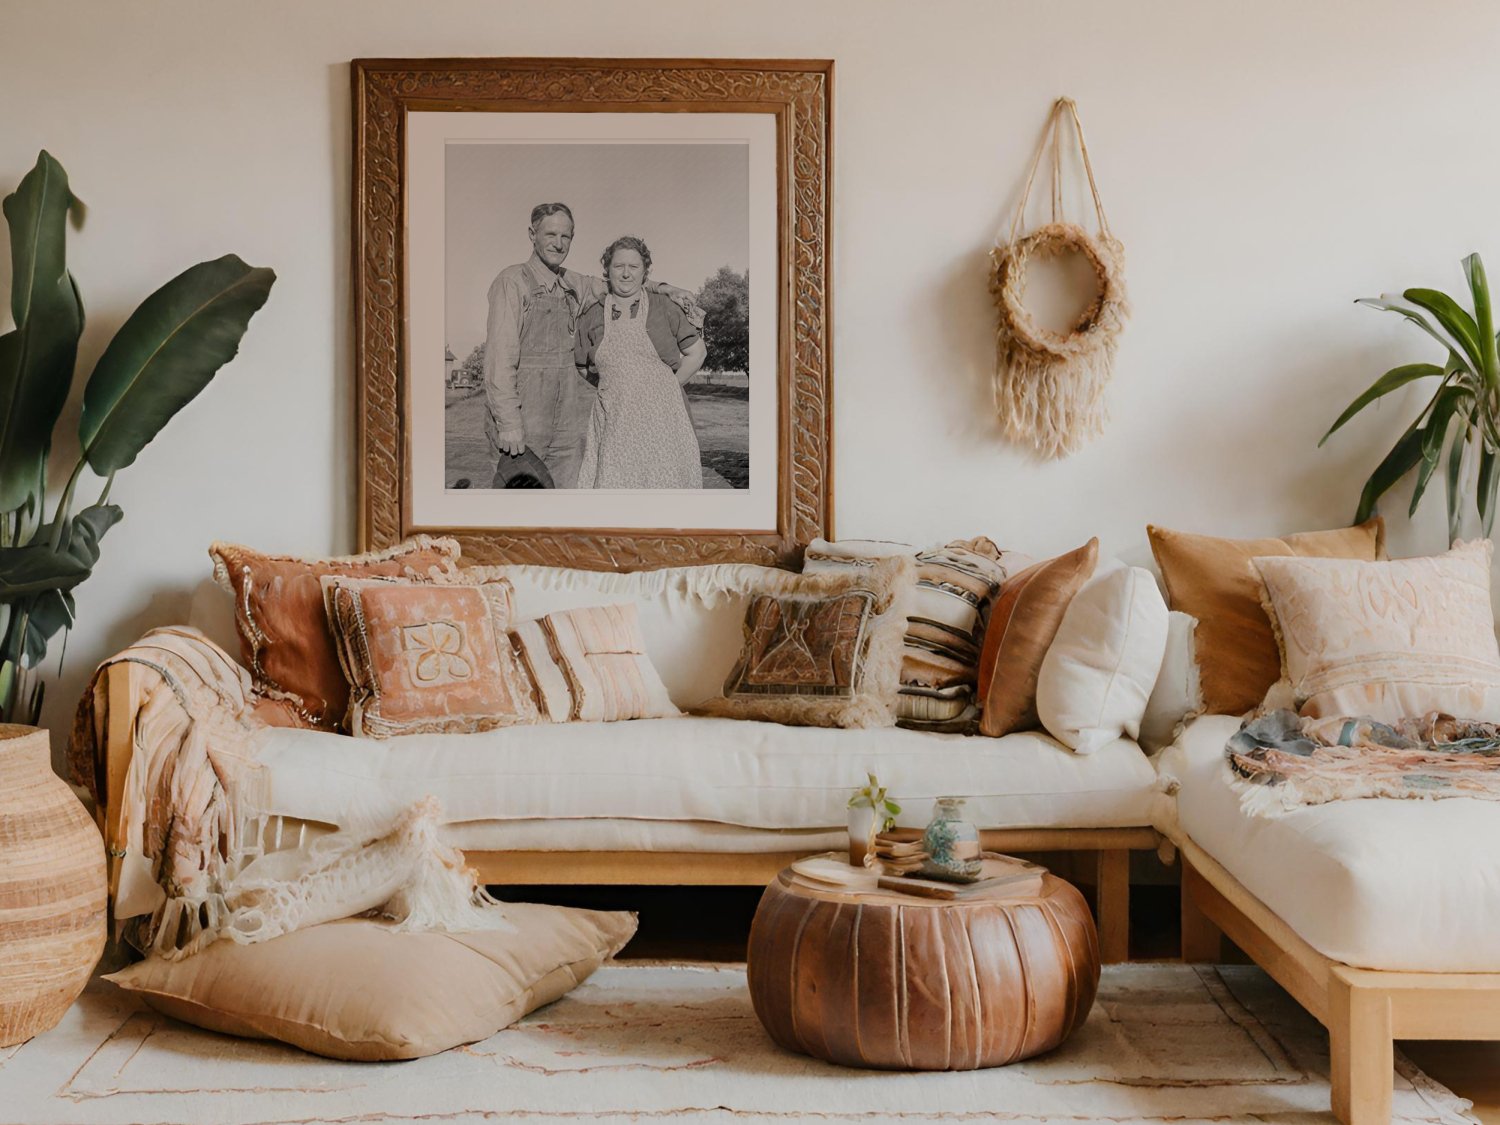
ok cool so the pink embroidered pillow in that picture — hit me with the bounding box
[510,603,678,723]
[322,575,539,738]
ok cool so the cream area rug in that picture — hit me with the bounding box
[0,963,1475,1124]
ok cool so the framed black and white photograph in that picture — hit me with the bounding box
[353,58,833,569]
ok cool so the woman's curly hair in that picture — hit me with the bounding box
[600,235,652,276]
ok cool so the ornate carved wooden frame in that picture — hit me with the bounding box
[351,58,833,569]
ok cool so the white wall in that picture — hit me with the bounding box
[2,0,1497,746]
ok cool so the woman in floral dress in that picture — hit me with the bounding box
[574,236,707,489]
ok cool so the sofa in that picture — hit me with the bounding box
[91,557,1166,965]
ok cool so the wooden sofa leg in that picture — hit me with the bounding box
[1094,849,1129,964]
[1328,968,1393,1125]
[1179,858,1224,963]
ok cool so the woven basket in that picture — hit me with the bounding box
[0,724,106,1046]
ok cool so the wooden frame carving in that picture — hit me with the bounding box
[351,58,833,569]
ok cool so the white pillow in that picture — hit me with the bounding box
[1138,611,1202,752]
[1036,564,1169,754]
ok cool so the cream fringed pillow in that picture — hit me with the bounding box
[1254,540,1500,722]
[322,575,539,738]
[510,603,679,723]
[698,555,916,729]
[105,904,637,1061]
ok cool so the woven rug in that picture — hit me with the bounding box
[0,962,1475,1124]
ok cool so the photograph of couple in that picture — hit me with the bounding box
[444,142,751,492]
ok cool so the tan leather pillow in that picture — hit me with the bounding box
[322,575,540,738]
[1147,518,1385,716]
[977,539,1099,737]
[104,903,637,1061]
[210,537,461,729]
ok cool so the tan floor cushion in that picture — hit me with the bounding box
[105,902,636,1060]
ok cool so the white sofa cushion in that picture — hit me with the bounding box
[1035,564,1168,754]
[248,717,1158,834]
[1158,714,1500,972]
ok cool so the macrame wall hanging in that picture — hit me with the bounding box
[990,97,1129,460]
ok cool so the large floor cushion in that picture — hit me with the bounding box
[248,717,1159,833]
[1158,715,1500,972]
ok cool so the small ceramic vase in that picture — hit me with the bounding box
[847,804,878,866]
[921,797,983,882]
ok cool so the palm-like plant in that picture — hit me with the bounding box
[0,151,274,724]
[1323,253,1500,545]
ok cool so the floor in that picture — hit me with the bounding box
[512,881,1500,1123]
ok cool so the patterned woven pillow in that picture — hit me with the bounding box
[699,555,916,729]
[211,537,461,730]
[322,574,539,738]
[510,603,679,723]
[803,538,1022,731]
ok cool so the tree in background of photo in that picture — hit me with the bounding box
[696,267,749,379]
[457,344,485,387]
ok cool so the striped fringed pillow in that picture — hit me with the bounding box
[803,538,1027,733]
[510,603,680,723]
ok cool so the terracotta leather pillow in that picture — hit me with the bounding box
[104,903,637,1061]
[210,537,461,730]
[977,539,1099,738]
[1147,518,1385,716]
[323,575,540,738]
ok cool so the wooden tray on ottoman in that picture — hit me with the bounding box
[746,861,1100,1070]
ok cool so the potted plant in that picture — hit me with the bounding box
[846,772,901,865]
[0,151,275,724]
[1323,253,1500,544]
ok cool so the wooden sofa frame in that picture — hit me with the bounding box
[99,661,1156,963]
[1178,835,1500,1125]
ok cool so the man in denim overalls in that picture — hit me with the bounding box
[484,202,694,489]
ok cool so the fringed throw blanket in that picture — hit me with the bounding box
[1226,708,1500,816]
[69,627,510,959]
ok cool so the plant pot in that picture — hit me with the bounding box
[847,805,877,866]
[0,724,106,1046]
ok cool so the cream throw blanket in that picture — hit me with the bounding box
[70,627,510,960]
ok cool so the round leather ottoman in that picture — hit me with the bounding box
[747,865,1100,1070]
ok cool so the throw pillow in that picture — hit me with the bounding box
[1254,539,1500,722]
[210,537,461,730]
[1147,518,1385,716]
[510,603,679,723]
[1137,611,1203,752]
[976,538,1099,738]
[104,903,637,1061]
[699,554,916,729]
[322,575,539,738]
[803,537,1025,731]
[1035,564,1170,754]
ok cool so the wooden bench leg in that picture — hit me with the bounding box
[1094,848,1129,964]
[1179,858,1224,963]
[1329,968,1393,1125]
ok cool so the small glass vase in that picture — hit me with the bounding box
[921,797,983,882]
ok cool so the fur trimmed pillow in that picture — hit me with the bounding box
[698,555,916,729]
[210,537,461,730]
[322,574,540,738]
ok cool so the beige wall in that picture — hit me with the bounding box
[2,0,1497,742]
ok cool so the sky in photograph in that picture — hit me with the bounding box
[444,141,748,356]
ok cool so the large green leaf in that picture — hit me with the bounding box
[79,255,274,473]
[1462,253,1499,391]
[1355,421,1426,524]
[1410,387,1469,517]
[1481,447,1500,536]
[1320,362,1443,446]
[1404,287,1483,372]
[0,542,90,598]
[1446,409,1472,544]
[0,151,83,512]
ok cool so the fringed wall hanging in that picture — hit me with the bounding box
[990,97,1129,460]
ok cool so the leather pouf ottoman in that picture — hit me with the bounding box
[747,866,1099,1070]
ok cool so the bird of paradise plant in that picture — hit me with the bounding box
[0,151,274,724]
[1322,253,1500,545]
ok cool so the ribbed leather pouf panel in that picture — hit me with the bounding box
[0,725,107,1047]
[747,870,1100,1070]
